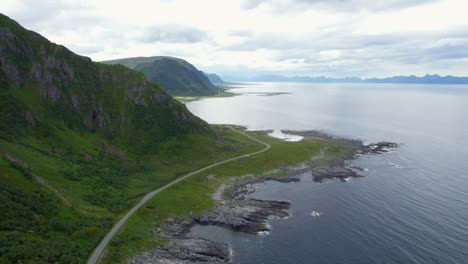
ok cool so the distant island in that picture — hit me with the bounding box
[232,74,468,84]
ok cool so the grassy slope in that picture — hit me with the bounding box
[0,126,262,264]
[100,129,354,263]
[102,56,219,96]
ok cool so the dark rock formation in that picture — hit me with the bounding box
[311,166,363,182]
[127,238,230,264]
[359,142,399,154]
[128,185,292,263]
[194,199,290,235]
[128,216,231,264]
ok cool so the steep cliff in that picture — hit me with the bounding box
[0,14,210,152]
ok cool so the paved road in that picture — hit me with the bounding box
[87,128,270,264]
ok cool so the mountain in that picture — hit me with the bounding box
[205,73,225,84]
[365,74,468,84]
[229,74,363,83]
[233,74,468,84]
[102,56,219,96]
[0,13,221,263]
[0,15,210,147]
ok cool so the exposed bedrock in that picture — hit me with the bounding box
[127,238,230,264]
[194,198,291,235]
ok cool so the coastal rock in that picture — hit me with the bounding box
[160,216,194,238]
[128,217,230,264]
[359,142,398,154]
[231,177,300,198]
[194,199,290,235]
[312,166,363,182]
[132,194,290,263]
[127,238,230,264]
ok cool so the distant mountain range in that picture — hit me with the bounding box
[102,56,219,96]
[233,74,468,84]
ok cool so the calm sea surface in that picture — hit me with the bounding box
[186,82,468,264]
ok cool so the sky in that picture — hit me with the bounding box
[3,0,468,79]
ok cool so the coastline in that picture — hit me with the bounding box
[174,91,239,103]
[127,130,397,264]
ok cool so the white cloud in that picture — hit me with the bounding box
[2,0,468,78]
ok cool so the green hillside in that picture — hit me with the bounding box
[102,56,219,96]
[0,14,257,263]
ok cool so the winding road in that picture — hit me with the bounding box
[87,128,270,264]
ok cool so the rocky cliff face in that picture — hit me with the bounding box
[0,13,211,150]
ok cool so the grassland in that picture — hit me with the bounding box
[0,125,263,264]
[99,128,354,263]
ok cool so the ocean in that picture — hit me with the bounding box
[186,82,468,264]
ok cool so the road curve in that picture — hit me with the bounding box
[87,128,270,264]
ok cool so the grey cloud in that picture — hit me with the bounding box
[141,25,208,43]
[9,0,91,26]
[242,0,438,12]
[243,0,264,9]
[66,44,105,55]
[229,30,253,37]
[225,27,468,77]
[226,30,407,52]
[424,43,468,60]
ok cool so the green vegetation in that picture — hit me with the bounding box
[100,129,354,263]
[0,125,262,263]
[174,91,239,103]
[102,56,219,96]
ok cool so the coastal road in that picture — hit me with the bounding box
[87,128,271,264]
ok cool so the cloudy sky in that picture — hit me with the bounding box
[3,0,468,79]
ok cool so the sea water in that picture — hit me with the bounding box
[186,82,468,264]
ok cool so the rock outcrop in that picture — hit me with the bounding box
[194,199,290,235]
[127,238,231,264]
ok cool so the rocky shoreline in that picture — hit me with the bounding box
[286,130,398,182]
[127,131,397,264]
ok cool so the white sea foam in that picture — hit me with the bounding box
[310,211,323,217]
[270,214,289,220]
